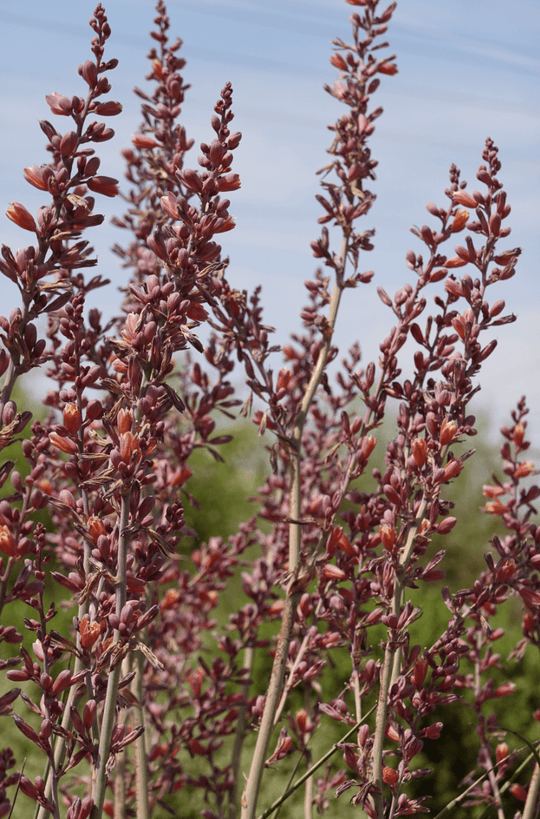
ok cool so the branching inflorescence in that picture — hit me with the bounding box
[0,2,537,819]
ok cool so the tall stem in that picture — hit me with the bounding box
[241,241,347,819]
[91,489,131,819]
[229,646,254,819]
[371,496,428,818]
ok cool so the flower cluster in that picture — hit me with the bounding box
[0,2,537,819]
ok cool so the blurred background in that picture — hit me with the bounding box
[0,0,538,440]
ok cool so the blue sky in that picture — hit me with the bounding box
[0,0,539,442]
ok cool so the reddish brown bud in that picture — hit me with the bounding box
[509,783,527,802]
[132,133,159,149]
[52,669,73,695]
[181,169,203,193]
[444,255,468,268]
[83,699,97,729]
[493,681,515,698]
[379,523,396,552]
[413,657,428,688]
[63,403,82,435]
[79,617,101,650]
[216,173,240,192]
[46,93,72,115]
[437,517,457,534]
[411,437,427,467]
[87,175,119,197]
[378,62,398,75]
[445,278,463,298]
[495,742,509,763]
[321,564,347,581]
[442,459,463,481]
[451,209,469,232]
[79,60,98,87]
[296,709,309,733]
[92,101,123,116]
[330,53,348,71]
[360,436,377,458]
[23,165,51,191]
[49,431,78,455]
[117,408,133,434]
[513,424,525,446]
[87,516,106,543]
[6,202,37,232]
[0,525,16,557]
[453,190,477,208]
[439,418,458,446]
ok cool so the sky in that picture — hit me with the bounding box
[0,0,539,449]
